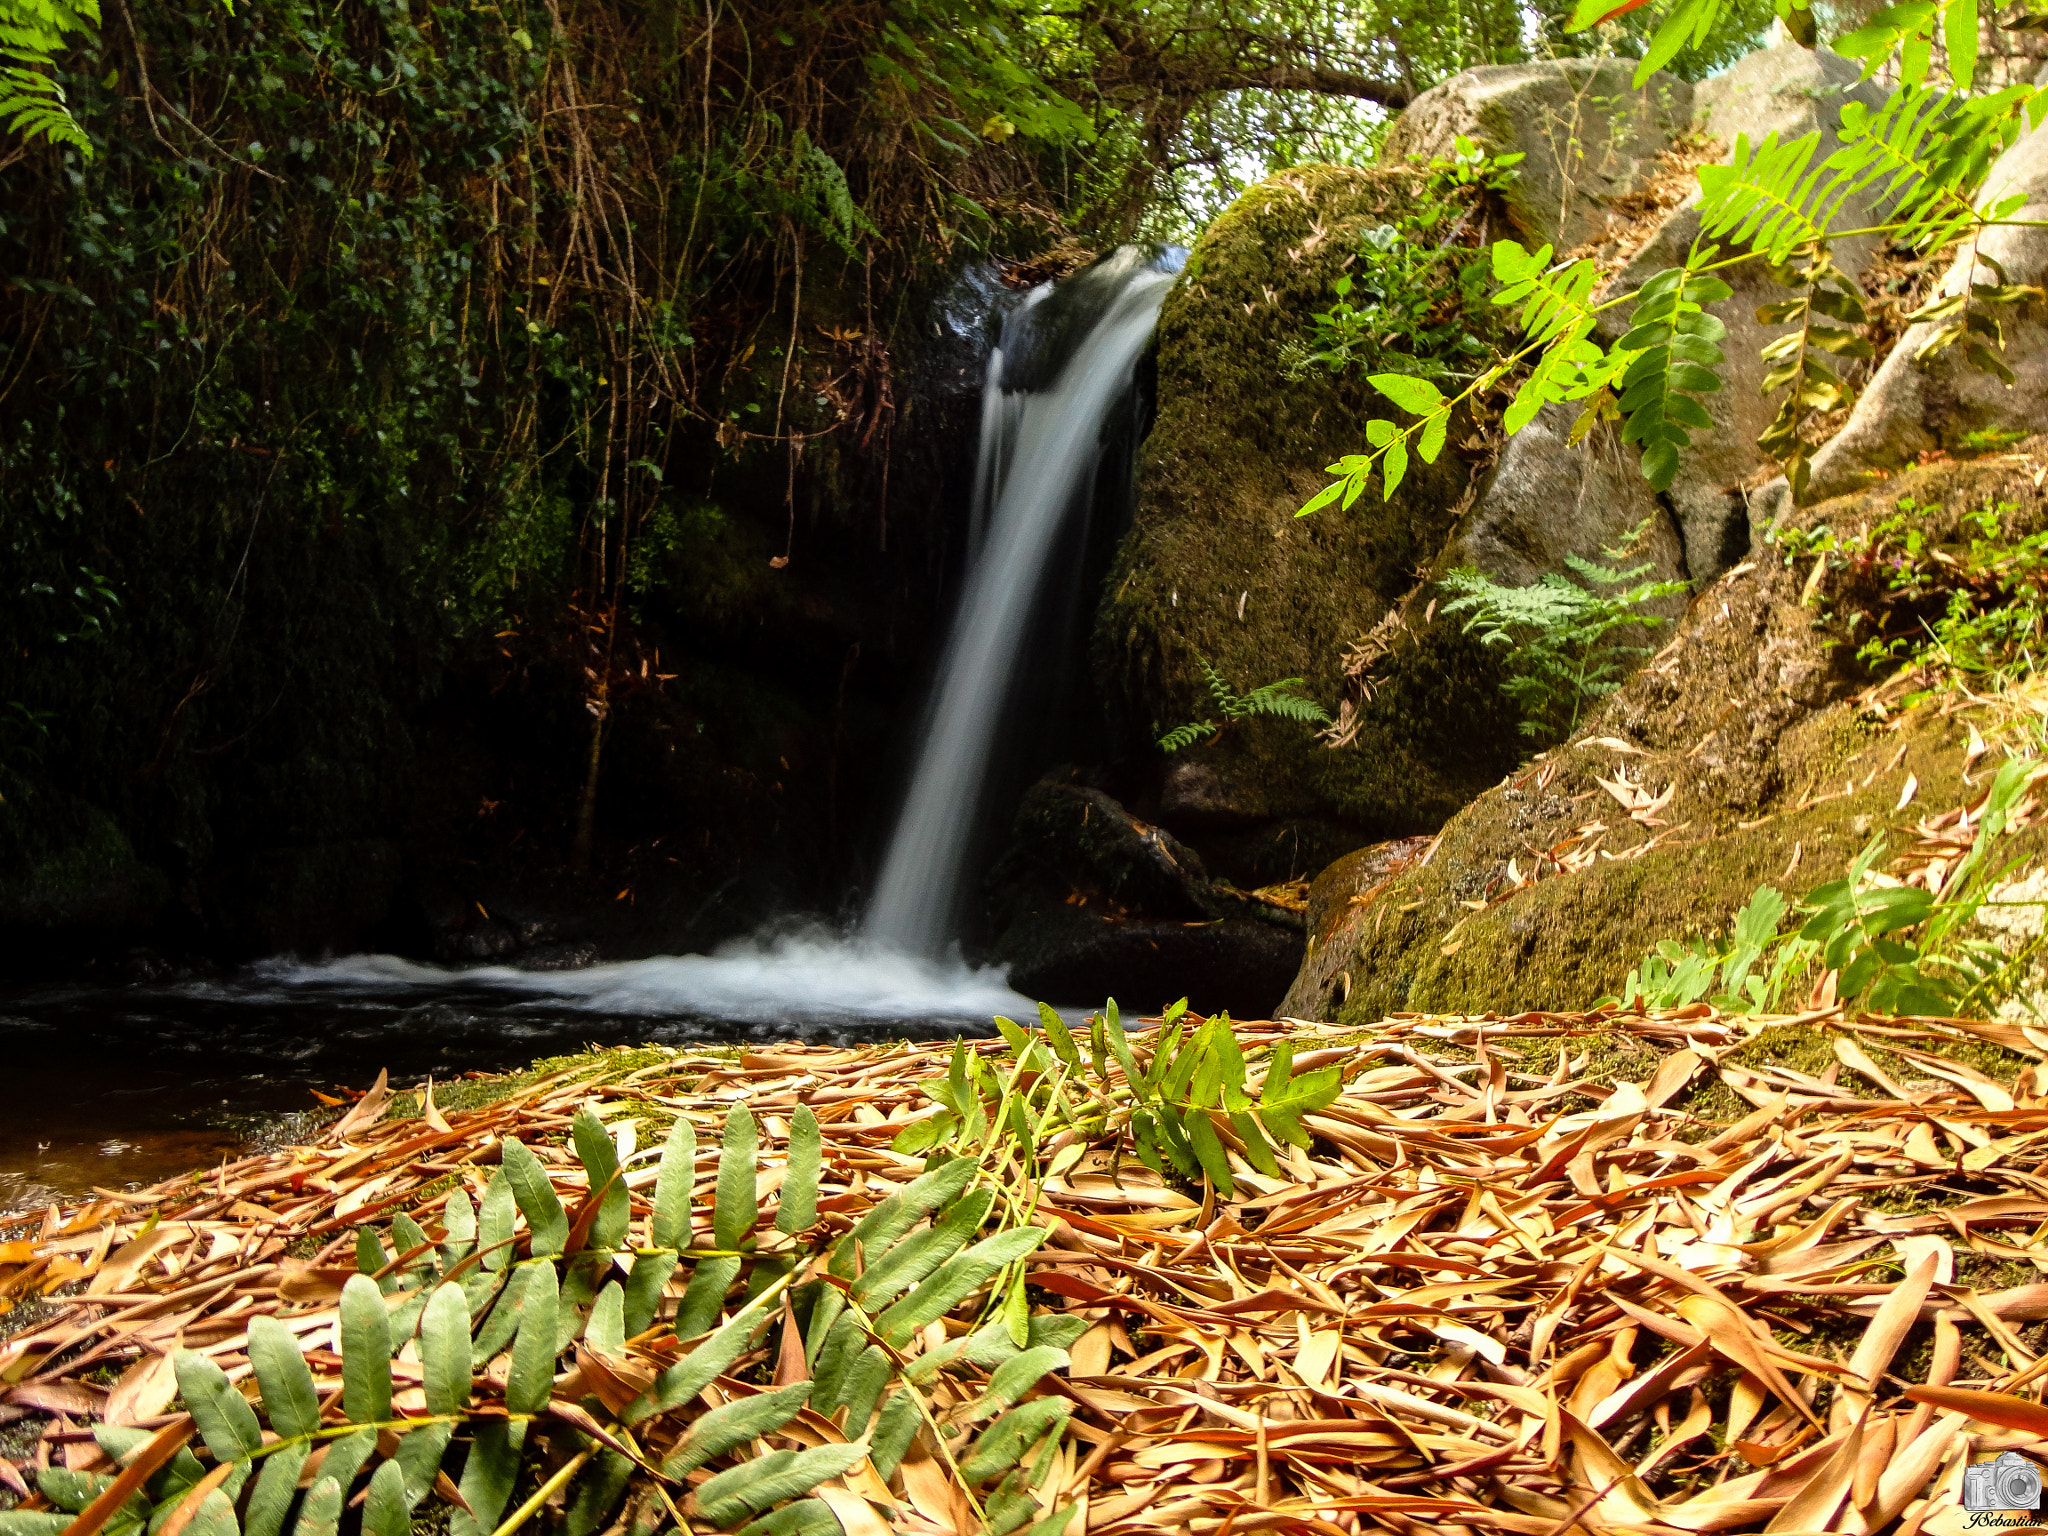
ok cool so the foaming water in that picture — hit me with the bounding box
[254,929,1033,1025]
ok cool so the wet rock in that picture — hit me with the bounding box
[996,778,1218,922]
[1280,835,1437,1018]
[995,906,1304,1018]
[1159,760,1265,829]
[434,918,520,963]
[515,939,601,972]
[1383,59,1693,250]
[987,773,1307,1013]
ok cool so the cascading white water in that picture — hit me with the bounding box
[866,249,1178,957]
[247,252,1175,1024]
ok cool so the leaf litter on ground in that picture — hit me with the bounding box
[5,1007,2048,1536]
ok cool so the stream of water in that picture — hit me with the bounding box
[0,249,1180,1209]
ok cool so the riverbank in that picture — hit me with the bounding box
[2,1009,2044,1536]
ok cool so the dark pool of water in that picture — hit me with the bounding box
[0,933,1029,1212]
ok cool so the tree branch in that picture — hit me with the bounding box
[1221,64,1411,106]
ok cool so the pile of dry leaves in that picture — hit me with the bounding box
[8,1007,2048,1536]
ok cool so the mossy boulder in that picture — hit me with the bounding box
[1093,164,1524,845]
[1280,444,2048,1020]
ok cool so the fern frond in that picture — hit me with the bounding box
[0,65,89,155]
[1232,679,1332,725]
[1696,131,1833,264]
[1156,719,1215,751]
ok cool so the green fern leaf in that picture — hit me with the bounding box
[500,1138,569,1257]
[571,1106,630,1253]
[627,1297,775,1423]
[361,1461,409,1536]
[621,1249,679,1339]
[340,1274,393,1422]
[651,1114,697,1251]
[959,1399,1070,1485]
[695,1444,869,1528]
[450,1425,522,1536]
[663,1383,812,1478]
[173,1351,263,1462]
[246,1316,321,1440]
[1613,265,1731,491]
[776,1106,820,1234]
[873,1225,1046,1346]
[478,1166,516,1272]
[289,1478,343,1536]
[507,1261,560,1417]
[243,1445,310,1536]
[1156,718,1215,752]
[421,1281,472,1416]
[851,1186,993,1307]
[0,65,91,157]
[733,1499,842,1536]
[714,1102,759,1251]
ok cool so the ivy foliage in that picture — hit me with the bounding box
[0,1101,1083,1536]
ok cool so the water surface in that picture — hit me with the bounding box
[0,930,1025,1212]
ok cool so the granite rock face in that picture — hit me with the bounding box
[1780,101,2048,510]
[1383,59,1694,250]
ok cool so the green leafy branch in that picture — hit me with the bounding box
[2,1100,1086,1536]
[995,1000,1347,1198]
[1300,0,2048,524]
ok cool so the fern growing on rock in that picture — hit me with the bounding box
[1296,0,2048,518]
[1438,519,1688,740]
[1157,655,1331,752]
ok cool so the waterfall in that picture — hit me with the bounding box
[866,248,1179,957]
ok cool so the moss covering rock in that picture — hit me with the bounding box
[1280,443,2048,1020]
[1093,164,1524,844]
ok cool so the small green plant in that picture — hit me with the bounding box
[904,999,1347,1198]
[1619,756,2048,1016]
[1851,502,2048,687]
[1157,656,1331,752]
[1437,518,1689,740]
[1282,137,1520,384]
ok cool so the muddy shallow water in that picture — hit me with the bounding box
[0,931,1029,1212]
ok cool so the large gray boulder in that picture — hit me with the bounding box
[1384,59,1694,251]
[1450,43,1881,590]
[1786,102,2048,506]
